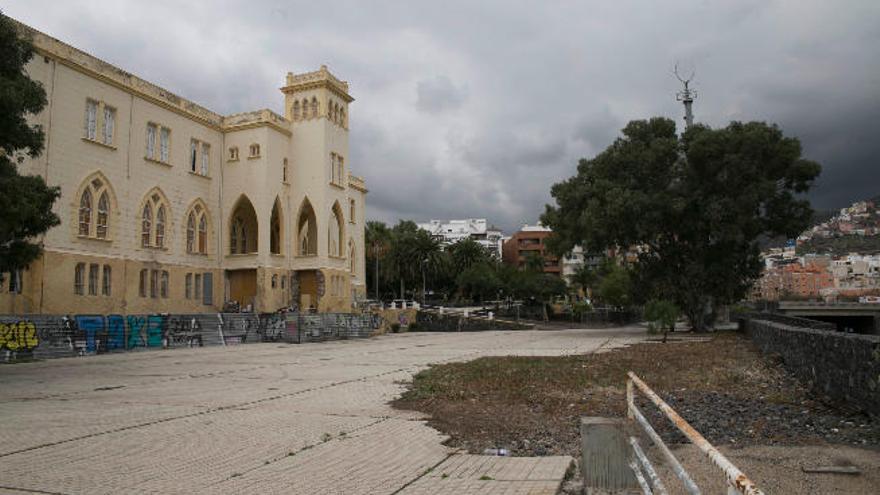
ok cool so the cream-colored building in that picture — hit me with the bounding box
[0,19,367,315]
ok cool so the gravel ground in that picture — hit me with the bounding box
[394,332,879,458]
[652,390,878,448]
[394,330,880,494]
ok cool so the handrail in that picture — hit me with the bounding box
[626,372,764,495]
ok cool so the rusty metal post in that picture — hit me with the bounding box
[627,372,764,495]
[629,403,701,494]
[629,461,653,495]
[626,377,634,419]
[629,436,668,494]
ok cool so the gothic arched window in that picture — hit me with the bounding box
[79,189,92,236]
[141,203,153,247]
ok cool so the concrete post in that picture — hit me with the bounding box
[580,417,637,494]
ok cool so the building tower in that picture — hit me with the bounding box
[674,63,697,128]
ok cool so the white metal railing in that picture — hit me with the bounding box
[626,372,764,495]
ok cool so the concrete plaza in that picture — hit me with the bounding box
[0,327,644,494]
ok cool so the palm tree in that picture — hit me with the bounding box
[571,264,598,299]
[448,238,490,273]
[365,221,390,299]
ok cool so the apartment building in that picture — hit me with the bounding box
[501,224,561,276]
[417,218,503,257]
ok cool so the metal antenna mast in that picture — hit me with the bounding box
[674,63,697,128]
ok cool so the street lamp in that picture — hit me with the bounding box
[421,257,428,304]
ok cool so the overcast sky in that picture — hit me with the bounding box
[7,1,879,233]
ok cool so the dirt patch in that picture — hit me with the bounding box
[392,332,879,458]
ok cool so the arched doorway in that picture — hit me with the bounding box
[229,195,258,255]
[296,197,317,256]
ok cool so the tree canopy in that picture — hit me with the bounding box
[542,117,821,330]
[0,12,60,277]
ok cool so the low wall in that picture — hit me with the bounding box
[742,317,880,416]
[0,312,377,362]
[369,308,418,335]
[288,313,376,343]
[415,311,531,332]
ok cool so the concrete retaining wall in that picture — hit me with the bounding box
[742,317,880,416]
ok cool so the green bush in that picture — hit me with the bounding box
[572,301,593,319]
[390,322,401,333]
[408,322,420,332]
[644,298,679,342]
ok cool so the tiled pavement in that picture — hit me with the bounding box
[0,327,645,494]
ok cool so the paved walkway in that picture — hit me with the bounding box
[0,327,645,494]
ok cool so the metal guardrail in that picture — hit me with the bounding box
[626,372,764,495]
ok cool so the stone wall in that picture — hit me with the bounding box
[742,317,880,416]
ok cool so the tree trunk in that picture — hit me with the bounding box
[685,299,709,332]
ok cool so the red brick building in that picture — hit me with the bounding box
[501,224,561,276]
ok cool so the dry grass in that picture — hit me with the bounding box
[392,332,874,457]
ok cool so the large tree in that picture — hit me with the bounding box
[542,117,820,330]
[0,13,60,278]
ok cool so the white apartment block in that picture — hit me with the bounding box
[417,219,504,257]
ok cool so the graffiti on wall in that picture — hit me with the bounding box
[1,311,377,362]
[0,320,39,352]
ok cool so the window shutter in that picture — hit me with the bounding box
[202,272,213,306]
[103,107,114,144]
[160,128,170,162]
[146,125,156,158]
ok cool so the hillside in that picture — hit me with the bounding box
[794,195,880,256]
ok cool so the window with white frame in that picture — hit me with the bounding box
[146,123,157,159]
[85,99,98,140]
[147,123,172,163]
[160,127,170,162]
[190,139,198,172]
[200,143,210,175]
[84,99,117,146]
[102,106,116,145]
[190,139,210,175]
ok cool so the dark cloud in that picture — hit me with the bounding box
[6,0,879,233]
[416,76,467,113]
